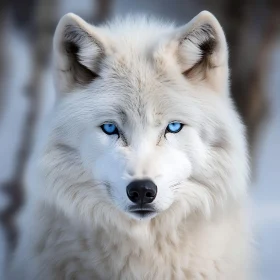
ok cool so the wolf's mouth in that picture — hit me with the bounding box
[128,205,157,219]
[131,210,155,215]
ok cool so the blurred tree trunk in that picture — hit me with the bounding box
[0,0,57,250]
[92,0,113,24]
[206,0,280,175]
[0,0,9,123]
[0,23,6,122]
[0,0,37,123]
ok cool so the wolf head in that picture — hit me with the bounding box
[36,11,248,226]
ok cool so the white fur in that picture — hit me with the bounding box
[8,11,251,280]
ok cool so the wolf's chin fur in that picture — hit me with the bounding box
[9,11,251,280]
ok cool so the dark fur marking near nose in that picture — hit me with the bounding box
[127,169,135,176]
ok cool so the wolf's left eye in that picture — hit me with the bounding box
[101,123,119,136]
[166,122,183,133]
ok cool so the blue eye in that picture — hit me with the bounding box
[101,123,119,135]
[166,122,183,133]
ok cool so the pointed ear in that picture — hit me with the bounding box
[53,13,108,94]
[175,11,228,90]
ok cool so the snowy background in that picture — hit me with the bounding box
[0,0,279,279]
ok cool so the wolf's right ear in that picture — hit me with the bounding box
[53,13,108,94]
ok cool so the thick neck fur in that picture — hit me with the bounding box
[26,198,246,280]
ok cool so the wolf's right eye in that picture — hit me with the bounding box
[101,123,119,136]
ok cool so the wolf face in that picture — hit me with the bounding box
[38,12,248,225]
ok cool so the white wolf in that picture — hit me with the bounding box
[9,10,250,280]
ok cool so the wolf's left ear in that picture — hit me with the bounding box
[53,13,109,94]
[174,11,228,90]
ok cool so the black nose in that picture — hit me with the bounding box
[126,180,157,204]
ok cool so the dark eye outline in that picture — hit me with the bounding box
[101,123,120,136]
[165,122,184,134]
